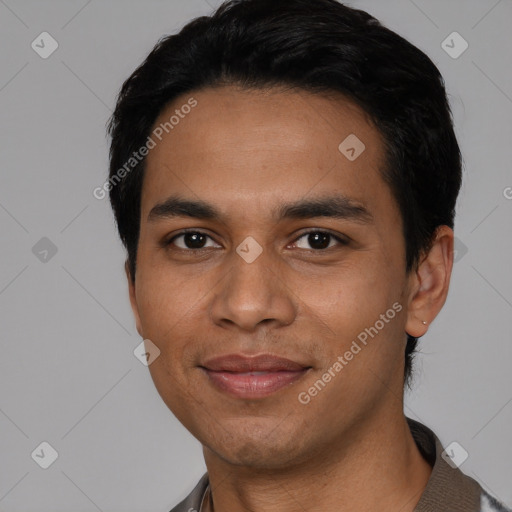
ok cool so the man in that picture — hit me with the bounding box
[106,1,510,510]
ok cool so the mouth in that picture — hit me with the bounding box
[200,354,312,399]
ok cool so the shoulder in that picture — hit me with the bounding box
[406,417,511,512]
[480,490,512,512]
[168,473,209,512]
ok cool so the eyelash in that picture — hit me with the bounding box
[163,229,349,252]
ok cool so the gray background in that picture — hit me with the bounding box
[0,0,511,510]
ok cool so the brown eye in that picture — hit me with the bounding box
[293,231,348,251]
[167,231,221,250]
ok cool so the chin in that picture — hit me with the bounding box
[201,418,314,470]
[215,440,301,469]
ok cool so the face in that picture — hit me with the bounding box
[128,86,416,469]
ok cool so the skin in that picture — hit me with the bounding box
[127,85,454,512]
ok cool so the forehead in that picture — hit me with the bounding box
[141,86,392,221]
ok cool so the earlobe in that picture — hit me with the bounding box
[125,260,143,337]
[405,226,454,338]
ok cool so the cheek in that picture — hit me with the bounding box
[135,257,203,329]
[295,260,407,379]
[299,262,398,327]
[134,264,215,374]
[136,272,204,412]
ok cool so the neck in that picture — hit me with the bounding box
[202,408,432,512]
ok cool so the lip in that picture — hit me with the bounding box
[200,354,311,399]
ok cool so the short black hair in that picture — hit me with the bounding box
[107,0,463,388]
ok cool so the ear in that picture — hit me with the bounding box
[125,260,143,337]
[405,226,454,338]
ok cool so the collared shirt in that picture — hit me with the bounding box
[169,418,510,512]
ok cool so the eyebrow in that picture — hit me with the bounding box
[147,194,373,224]
[276,196,373,223]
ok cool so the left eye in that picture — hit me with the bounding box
[292,231,347,250]
[169,232,220,250]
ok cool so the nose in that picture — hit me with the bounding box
[209,247,296,332]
